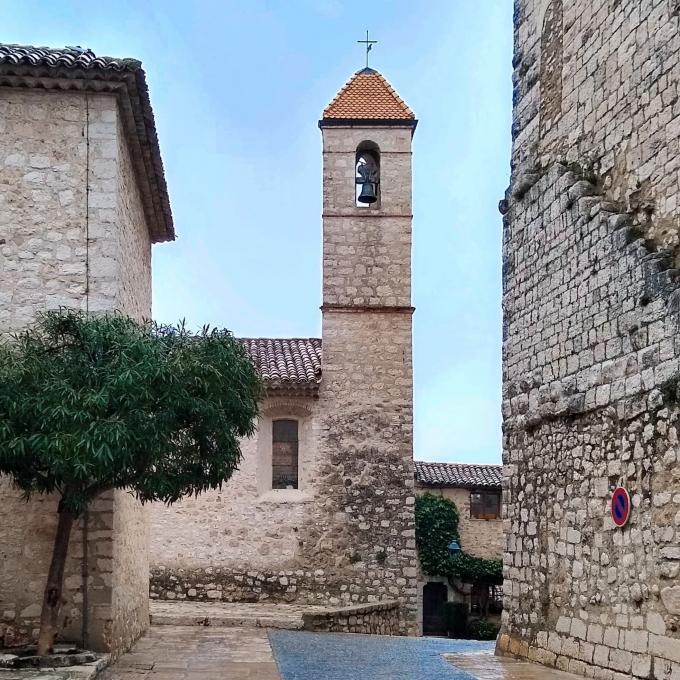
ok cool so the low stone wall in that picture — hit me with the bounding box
[302,601,401,635]
[150,566,402,611]
[150,566,325,604]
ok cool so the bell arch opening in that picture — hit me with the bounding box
[355,141,380,208]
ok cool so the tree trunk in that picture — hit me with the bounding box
[36,505,75,656]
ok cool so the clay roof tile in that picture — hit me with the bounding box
[414,461,503,489]
[239,338,322,391]
[322,68,415,121]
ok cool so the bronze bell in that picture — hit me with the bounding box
[357,181,378,204]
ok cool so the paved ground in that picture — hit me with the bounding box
[99,626,279,680]
[269,631,493,680]
[445,652,586,679]
[96,626,585,680]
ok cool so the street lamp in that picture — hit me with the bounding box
[447,540,461,555]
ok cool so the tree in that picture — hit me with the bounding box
[0,310,262,655]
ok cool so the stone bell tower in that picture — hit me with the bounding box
[317,68,419,634]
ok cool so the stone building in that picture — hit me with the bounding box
[0,44,173,654]
[499,1,680,677]
[415,461,503,635]
[149,68,421,634]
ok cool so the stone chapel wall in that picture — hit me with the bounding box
[0,88,151,654]
[149,396,333,604]
[499,1,680,676]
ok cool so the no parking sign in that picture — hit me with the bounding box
[611,487,631,527]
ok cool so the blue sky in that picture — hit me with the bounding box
[3,0,513,465]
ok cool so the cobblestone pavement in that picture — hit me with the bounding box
[269,630,494,680]
[99,626,280,680]
[444,653,586,679]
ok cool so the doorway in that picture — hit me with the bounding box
[422,581,448,635]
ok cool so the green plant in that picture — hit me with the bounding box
[467,618,501,641]
[444,601,468,638]
[0,310,262,655]
[415,493,460,575]
[415,493,503,585]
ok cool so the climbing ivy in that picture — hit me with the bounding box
[415,493,503,585]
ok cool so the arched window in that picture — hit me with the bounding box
[272,419,298,489]
[355,141,380,208]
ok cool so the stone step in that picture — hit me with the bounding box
[149,600,309,630]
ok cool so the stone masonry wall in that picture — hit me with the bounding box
[0,88,151,654]
[320,122,418,635]
[301,601,401,635]
[415,485,503,561]
[318,310,418,634]
[500,1,680,677]
[109,105,152,656]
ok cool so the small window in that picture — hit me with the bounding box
[470,491,501,520]
[272,419,298,489]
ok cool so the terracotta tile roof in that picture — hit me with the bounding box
[0,44,173,243]
[415,461,503,490]
[322,67,415,121]
[240,338,322,391]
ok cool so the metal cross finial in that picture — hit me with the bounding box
[357,30,378,69]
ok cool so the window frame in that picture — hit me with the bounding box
[469,490,501,521]
[271,418,299,490]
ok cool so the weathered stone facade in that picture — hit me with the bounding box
[416,485,503,561]
[0,45,171,656]
[499,1,680,677]
[149,70,419,634]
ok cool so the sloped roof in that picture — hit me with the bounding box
[415,461,503,490]
[240,338,322,392]
[322,67,415,123]
[0,44,173,243]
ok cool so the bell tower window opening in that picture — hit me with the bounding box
[355,141,380,208]
[272,419,299,489]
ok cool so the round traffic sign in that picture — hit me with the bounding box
[611,487,631,527]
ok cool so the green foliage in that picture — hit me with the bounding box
[467,618,501,641]
[415,493,503,585]
[0,309,263,515]
[444,601,468,638]
[415,492,460,574]
[449,553,504,585]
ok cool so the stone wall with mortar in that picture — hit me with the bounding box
[499,1,680,676]
[0,87,152,655]
[319,123,418,635]
[415,485,503,561]
[149,120,419,634]
[302,600,401,635]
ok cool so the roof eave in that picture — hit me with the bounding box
[319,117,418,134]
[263,382,320,398]
[416,481,503,491]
